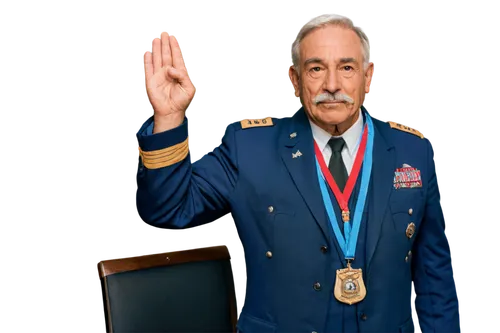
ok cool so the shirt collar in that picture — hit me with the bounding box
[308,109,364,156]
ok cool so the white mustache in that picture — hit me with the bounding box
[314,93,354,105]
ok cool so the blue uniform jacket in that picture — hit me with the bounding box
[136,107,460,333]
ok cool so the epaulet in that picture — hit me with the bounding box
[388,121,424,139]
[240,117,274,129]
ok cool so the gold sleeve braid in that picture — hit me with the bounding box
[139,137,189,169]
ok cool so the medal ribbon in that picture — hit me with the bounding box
[314,112,375,259]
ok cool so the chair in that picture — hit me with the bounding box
[98,245,238,332]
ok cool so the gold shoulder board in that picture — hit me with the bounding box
[240,117,274,129]
[388,121,424,139]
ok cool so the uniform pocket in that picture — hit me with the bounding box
[236,312,277,333]
[390,189,424,235]
[390,188,423,214]
[399,317,415,332]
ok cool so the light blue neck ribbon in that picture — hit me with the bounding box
[315,111,375,260]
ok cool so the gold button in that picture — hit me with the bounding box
[408,208,413,215]
[268,206,274,213]
[408,250,412,256]
[405,256,409,262]
[266,251,273,258]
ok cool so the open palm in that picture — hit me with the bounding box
[144,32,195,122]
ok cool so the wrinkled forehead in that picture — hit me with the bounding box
[299,25,364,64]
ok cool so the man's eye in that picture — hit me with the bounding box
[342,66,353,71]
[311,67,321,72]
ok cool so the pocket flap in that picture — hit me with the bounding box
[236,312,277,333]
[399,316,417,333]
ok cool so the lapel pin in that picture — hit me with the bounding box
[289,132,297,139]
[292,150,302,159]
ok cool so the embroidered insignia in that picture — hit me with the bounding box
[292,150,302,158]
[240,116,273,129]
[386,118,425,139]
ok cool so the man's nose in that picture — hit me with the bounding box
[323,69,341,94]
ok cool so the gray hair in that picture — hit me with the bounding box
[291,14,370,71]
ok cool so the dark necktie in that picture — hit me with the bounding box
[328,137,348,192]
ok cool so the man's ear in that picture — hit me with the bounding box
[364,62,374,93]
[289,66,300,97]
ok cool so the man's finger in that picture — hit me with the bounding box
[144,52,154,82]
[152,38,162,74]
[170,36,187,70]
[161,32,172,68]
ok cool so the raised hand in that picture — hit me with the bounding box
[143,31,197,130]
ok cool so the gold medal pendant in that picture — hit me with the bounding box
[341,209,350,222]
[334,261,366,305]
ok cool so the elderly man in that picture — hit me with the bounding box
[136,14,460,333]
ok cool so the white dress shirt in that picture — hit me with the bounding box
[309,111,364,175]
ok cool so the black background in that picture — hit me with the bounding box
[95,1,469,330]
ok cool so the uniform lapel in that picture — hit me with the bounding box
[365,113,396,272]
[280,108,343,263]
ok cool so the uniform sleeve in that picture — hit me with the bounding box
[135,116,238,229]
[411,139,460,332]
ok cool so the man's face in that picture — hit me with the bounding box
[289,25,374,129]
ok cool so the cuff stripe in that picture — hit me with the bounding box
[139,137,189,169]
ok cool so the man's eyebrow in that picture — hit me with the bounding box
[303,57,360,66]
[303,57,324,66]
[339,57,359,64]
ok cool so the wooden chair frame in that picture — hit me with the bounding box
[98,245,238,333]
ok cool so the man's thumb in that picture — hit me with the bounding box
[167,67,192,90]
[166,66,179,78]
